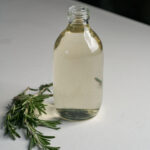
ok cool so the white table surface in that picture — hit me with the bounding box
[0,0,150,150]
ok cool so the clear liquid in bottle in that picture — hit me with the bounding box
[53,6,103,120]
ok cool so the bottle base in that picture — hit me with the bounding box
[56,108,99,121]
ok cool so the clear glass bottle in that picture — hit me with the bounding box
[53,6,103,120]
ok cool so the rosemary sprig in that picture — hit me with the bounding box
[3,83,61,150]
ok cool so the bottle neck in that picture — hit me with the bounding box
[67,6,89,32]
[69,18,89,25]
[67,20,89,33]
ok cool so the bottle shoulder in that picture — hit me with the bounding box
[88,27,103,50]
[54,26,103,55]
[54,29,66,50]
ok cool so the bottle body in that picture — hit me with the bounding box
[53,6,103,120]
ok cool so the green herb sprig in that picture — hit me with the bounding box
[3,83,61,150]
[95,77,102,85]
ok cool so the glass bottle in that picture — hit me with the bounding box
[53,5,103,120]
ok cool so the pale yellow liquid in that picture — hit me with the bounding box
[53,24,103,120]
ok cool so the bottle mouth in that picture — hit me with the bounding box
[68,5,89,22]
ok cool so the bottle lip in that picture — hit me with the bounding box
[67,5,89,22]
